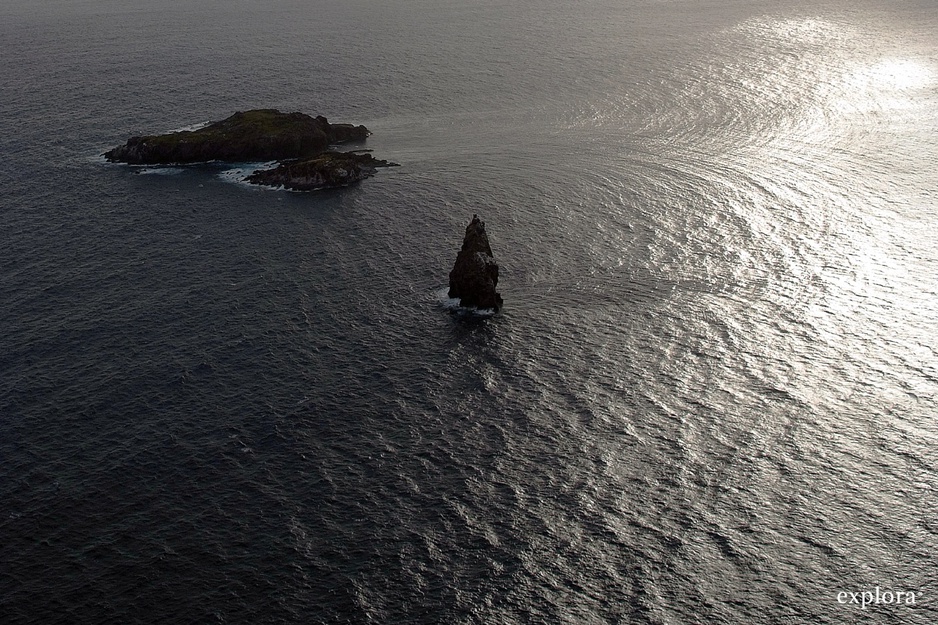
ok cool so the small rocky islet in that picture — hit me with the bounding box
[104,109,396,190]
[244,151,393,192]
[448,214,504,311]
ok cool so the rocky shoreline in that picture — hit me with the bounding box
[104,109,395,190]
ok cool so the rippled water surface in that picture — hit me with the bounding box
[2,0,937,623]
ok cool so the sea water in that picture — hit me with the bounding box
[1,0,936,623]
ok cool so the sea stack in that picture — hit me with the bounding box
[448,215,503,311]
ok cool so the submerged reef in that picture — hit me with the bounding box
[448,215,503,311]
[104,109,392,190]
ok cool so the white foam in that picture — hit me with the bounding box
[437,287,461,309]
[166,121,211,134]
[136,167,185,176]
[435,287,497,316]
[217,162,280,190]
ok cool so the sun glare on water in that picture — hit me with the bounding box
[832,57,936,115]
[862,58,934,91]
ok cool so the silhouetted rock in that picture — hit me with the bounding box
[104,109,369,165]
[245,151,397,191]
[325,123,371,145]
[448,215,503,311]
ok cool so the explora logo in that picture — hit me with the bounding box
[837,588,918,609]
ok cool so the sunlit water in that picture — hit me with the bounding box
[1,1,936,623]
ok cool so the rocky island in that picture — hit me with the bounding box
[104,109,395,190]
[245,151,395,191]
[448,215,503,311]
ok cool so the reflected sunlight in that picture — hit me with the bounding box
[862,59,934,91]
[833,57,935,114]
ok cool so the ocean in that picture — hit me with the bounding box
[1,0,936,623]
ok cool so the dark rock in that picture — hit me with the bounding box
[448,215,503,311]
[103,109,370,165]
[244,151,397,191]
[326,122,370,144]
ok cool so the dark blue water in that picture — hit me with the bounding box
[2,0,937,623]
